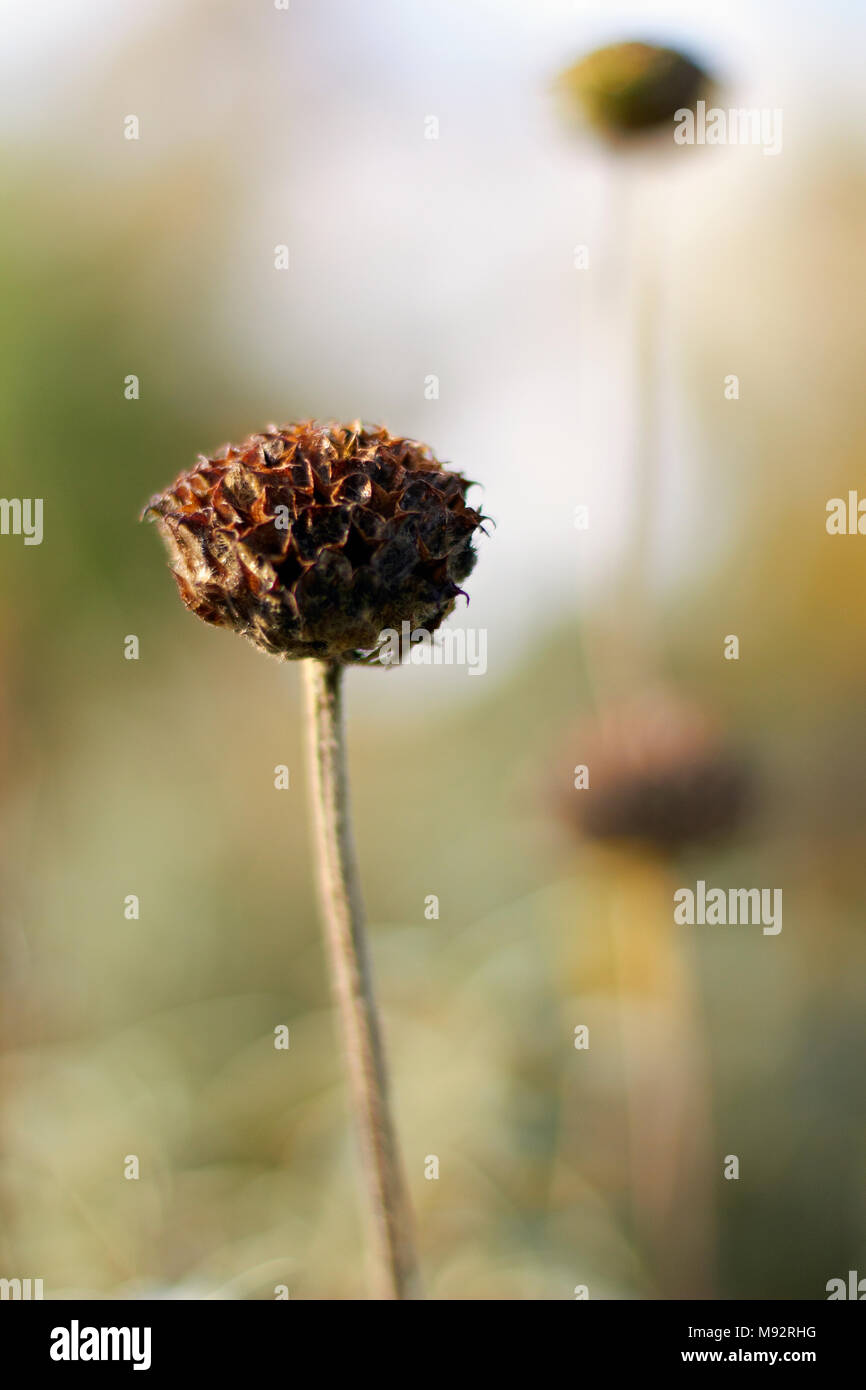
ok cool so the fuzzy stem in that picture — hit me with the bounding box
[302,657,420,1299]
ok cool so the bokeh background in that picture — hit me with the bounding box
[1,0,865,1299]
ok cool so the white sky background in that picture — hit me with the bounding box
[1,0,864,703]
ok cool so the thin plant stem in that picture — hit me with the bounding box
[302,656,420,1300]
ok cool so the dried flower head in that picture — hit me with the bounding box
[565,693,753,855]
[556,41,709,138]
[144,421,484,663]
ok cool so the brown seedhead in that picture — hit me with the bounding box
[144,420,484,663]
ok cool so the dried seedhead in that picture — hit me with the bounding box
[556,41,710,138]
[566,692,753,856]
[144,421,485,663]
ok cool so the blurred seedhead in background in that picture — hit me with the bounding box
[1,0,866,1302]
[555,39,712,143]
[562,689,754,859]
